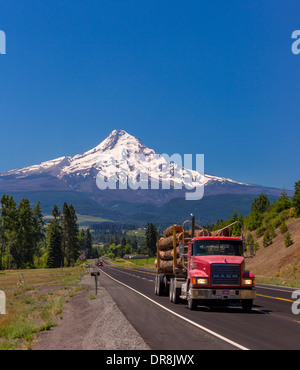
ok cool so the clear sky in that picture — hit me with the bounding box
[0,1,299,189]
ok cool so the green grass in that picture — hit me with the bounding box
[111,257,156,269]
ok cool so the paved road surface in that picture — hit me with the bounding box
[97,263,300,350]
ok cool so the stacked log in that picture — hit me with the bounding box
[164,224,183,237]
[157,225,189,273]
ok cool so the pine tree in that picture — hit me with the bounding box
[251,194,270,213]
[14,198,36,268]
[263,230,272,247]
[33,201,45,266]
[145,223,157,256]
[0,195,17,269]
[78,229,86,252]
[61,203,79,266]
[273,188,292,213]
[85,228,92,259]
[280,221,288,234]
[292,181,300,216]
[69,205,80,263]
[230,209,243,236]
[46,207,63,268]
[284,232,294,248]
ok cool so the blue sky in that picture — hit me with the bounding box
[0,0,299,189]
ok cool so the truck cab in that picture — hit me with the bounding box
[185,236,256,311]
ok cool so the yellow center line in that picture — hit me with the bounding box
[257,293,294,303]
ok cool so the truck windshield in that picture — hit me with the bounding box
[194,240,243,256]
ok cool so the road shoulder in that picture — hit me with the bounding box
[32,273,150,350]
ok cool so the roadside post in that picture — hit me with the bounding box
[91,270,100,295]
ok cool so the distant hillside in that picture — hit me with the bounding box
[4,190,278,227]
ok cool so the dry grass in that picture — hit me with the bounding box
[0,265,87,350]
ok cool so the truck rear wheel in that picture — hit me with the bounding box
[169,279,174,302]
[173,280,181,304]
[163,275,169,296]
[156,275,166,296]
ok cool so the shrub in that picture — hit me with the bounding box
[280,222,288,234]
[244,212,263,231]
[246,233,254,244]
[288,207,296,218]
[256,227,266,238]
[284,232,294,248]
[263,231,272,247]
[268,225,276,239]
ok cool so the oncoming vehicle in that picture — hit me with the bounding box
[97,259,103,267]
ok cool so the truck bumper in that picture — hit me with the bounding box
[191,288,256,300]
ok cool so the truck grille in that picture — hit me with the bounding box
[211,264,240,286]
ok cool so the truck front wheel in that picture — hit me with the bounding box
[187,288,197,310]
[241,299,253,312]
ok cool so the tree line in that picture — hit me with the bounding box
[95,223,158,259]
[0,195,92,269]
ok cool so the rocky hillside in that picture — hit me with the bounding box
[245,217,300,287]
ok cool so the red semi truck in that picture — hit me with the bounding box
[155,216,256,312]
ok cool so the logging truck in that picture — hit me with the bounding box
[154,215,256,312]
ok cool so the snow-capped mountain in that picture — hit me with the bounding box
[0,129,243,185]
[0,129,286,209]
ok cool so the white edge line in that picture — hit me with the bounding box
[100,268,249,351]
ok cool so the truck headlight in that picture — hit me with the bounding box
[192,277,208,285]
[242,278,255,286]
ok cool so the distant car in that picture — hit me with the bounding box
[97,259,103,266]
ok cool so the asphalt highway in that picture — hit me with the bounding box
[97,263,300,350]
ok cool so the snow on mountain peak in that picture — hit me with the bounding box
[0,129,248,192]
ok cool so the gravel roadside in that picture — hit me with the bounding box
[33,273,150,350]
